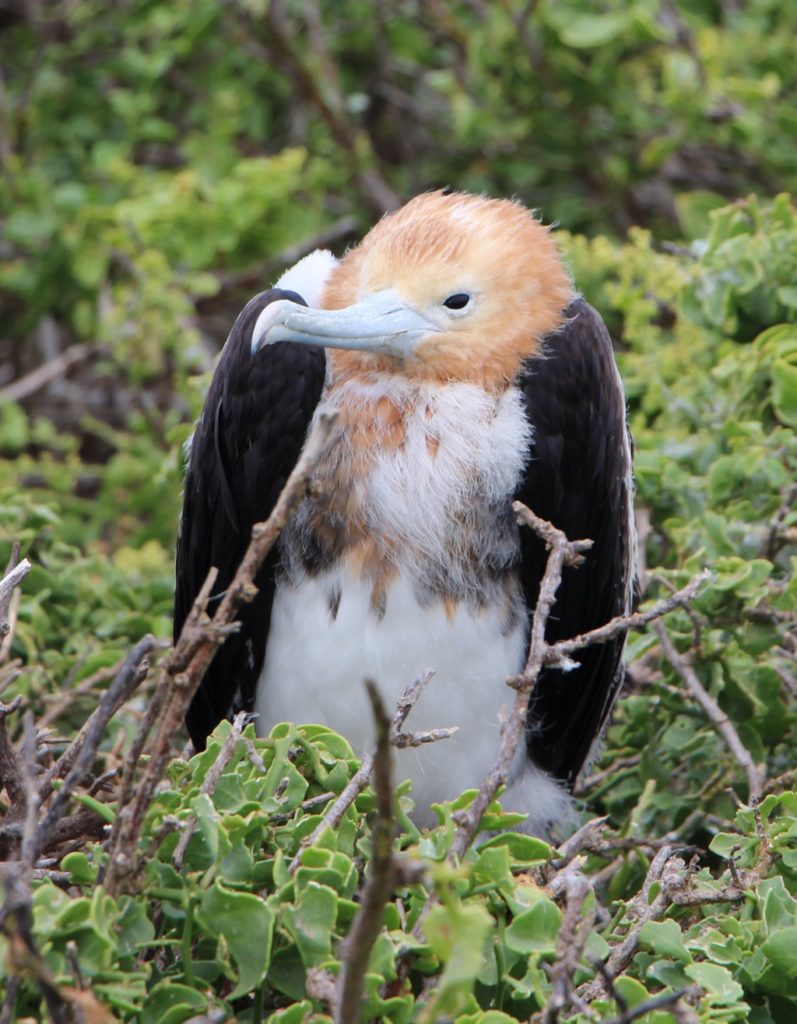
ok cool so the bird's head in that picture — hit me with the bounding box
[252,191,574,387]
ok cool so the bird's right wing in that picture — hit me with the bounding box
[175,289,326,750]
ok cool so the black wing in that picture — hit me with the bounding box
[175,289,326,749]
[517,298,634,788]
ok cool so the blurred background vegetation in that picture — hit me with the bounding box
[2,0,797,1021]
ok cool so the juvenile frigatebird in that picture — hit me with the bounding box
[175,190,634,833]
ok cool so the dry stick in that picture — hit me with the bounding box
[0,558,30,634]
[579,846,680,1001]
[766,480,797,559]
[447,503,593,864]
[0,718,73,1024]
[542,868,595,1024]
[103,570,220,891]
[0,695,26,813]
[105,412,337,893]
[32,635,160,862]
[39,659,128,730]
[0,343,98,404]
[112,567,219,828]
[214,216,359,292]
[601,987,700,1024]
[0,807,107,852]
[654,621,765,804]
[19,715,40,873]
[39,636,159,805]
[172,711,248,869]
[288,669,441,873]
[2,542,21,583]
[335,682,395,1024]
[447,564,711,861]
[545,568,712,667]
[0,589,20,664]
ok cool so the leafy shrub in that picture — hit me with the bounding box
[1,2,797,1020]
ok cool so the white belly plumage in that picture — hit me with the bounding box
[255,569,571,832]
[254,375,573,833]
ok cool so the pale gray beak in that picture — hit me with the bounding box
[251,289,439,359]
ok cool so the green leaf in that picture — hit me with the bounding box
[771,358,797,427]
[639,919,693,963]
[140,982,207,1024]
[685,961,745,1002]
[281,881,338,967]
[548,11,628,47]
[613,975,650,1007]
[196,880,273,999]
[420,901,492,1022]
[762,927,797,979]
[504,897,561,955]
[476,832,552,864]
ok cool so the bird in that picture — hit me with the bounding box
[174,190,634,834]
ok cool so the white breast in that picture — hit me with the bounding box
[255,376,572,833]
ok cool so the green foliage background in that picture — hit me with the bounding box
[1,1,797,1021]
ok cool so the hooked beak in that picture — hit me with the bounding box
[251,289,440,359]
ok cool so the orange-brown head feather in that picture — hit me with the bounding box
[322,191,573,388]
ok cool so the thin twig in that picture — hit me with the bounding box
[543,868,595,1023]
[447,504,592,863]
[0,343,99,404]
[40,637,158,806]
[34,635,159,861]
[212,216,360,292]
[545,569,711,667]
[579,847,680,1000]
[334,681,395,1024]
[288,669,444,873]
[0,696,26,818]
[655,622,765,803]
[0,558,31,632]
[105,412,336,895]
[172,712,248,869]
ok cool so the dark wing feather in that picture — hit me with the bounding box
[517,298,633,788]
[174,289,326,749]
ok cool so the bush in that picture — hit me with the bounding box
[1,3,796,1021]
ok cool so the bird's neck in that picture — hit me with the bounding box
[279,373,531,622]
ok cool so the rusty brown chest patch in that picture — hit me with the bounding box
[277,375,529,629]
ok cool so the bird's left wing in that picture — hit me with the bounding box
[515,298,634,788]
[174,289,326,749]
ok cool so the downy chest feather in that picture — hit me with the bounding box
[278,375,533,619]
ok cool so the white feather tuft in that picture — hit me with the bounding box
[274,249,338,307]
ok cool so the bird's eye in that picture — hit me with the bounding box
[443,293,471,310]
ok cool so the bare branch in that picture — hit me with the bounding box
[289,668,445,873]
[0,343,99,404]
[546,569,711,667]
[0,557,30,635]
[601,987,701,1024]
[172,711,248,869]
[335,681,395,1024]
[543,868,595,1023]
[654,622,765,804]
[105,412,337,895]
[447,504,592,863]
[40,637,159,806]
[0,696,26,816]
[579,847,680,1000]
[33,635,158,864]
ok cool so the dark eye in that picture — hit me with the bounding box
[443,293,471,310]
